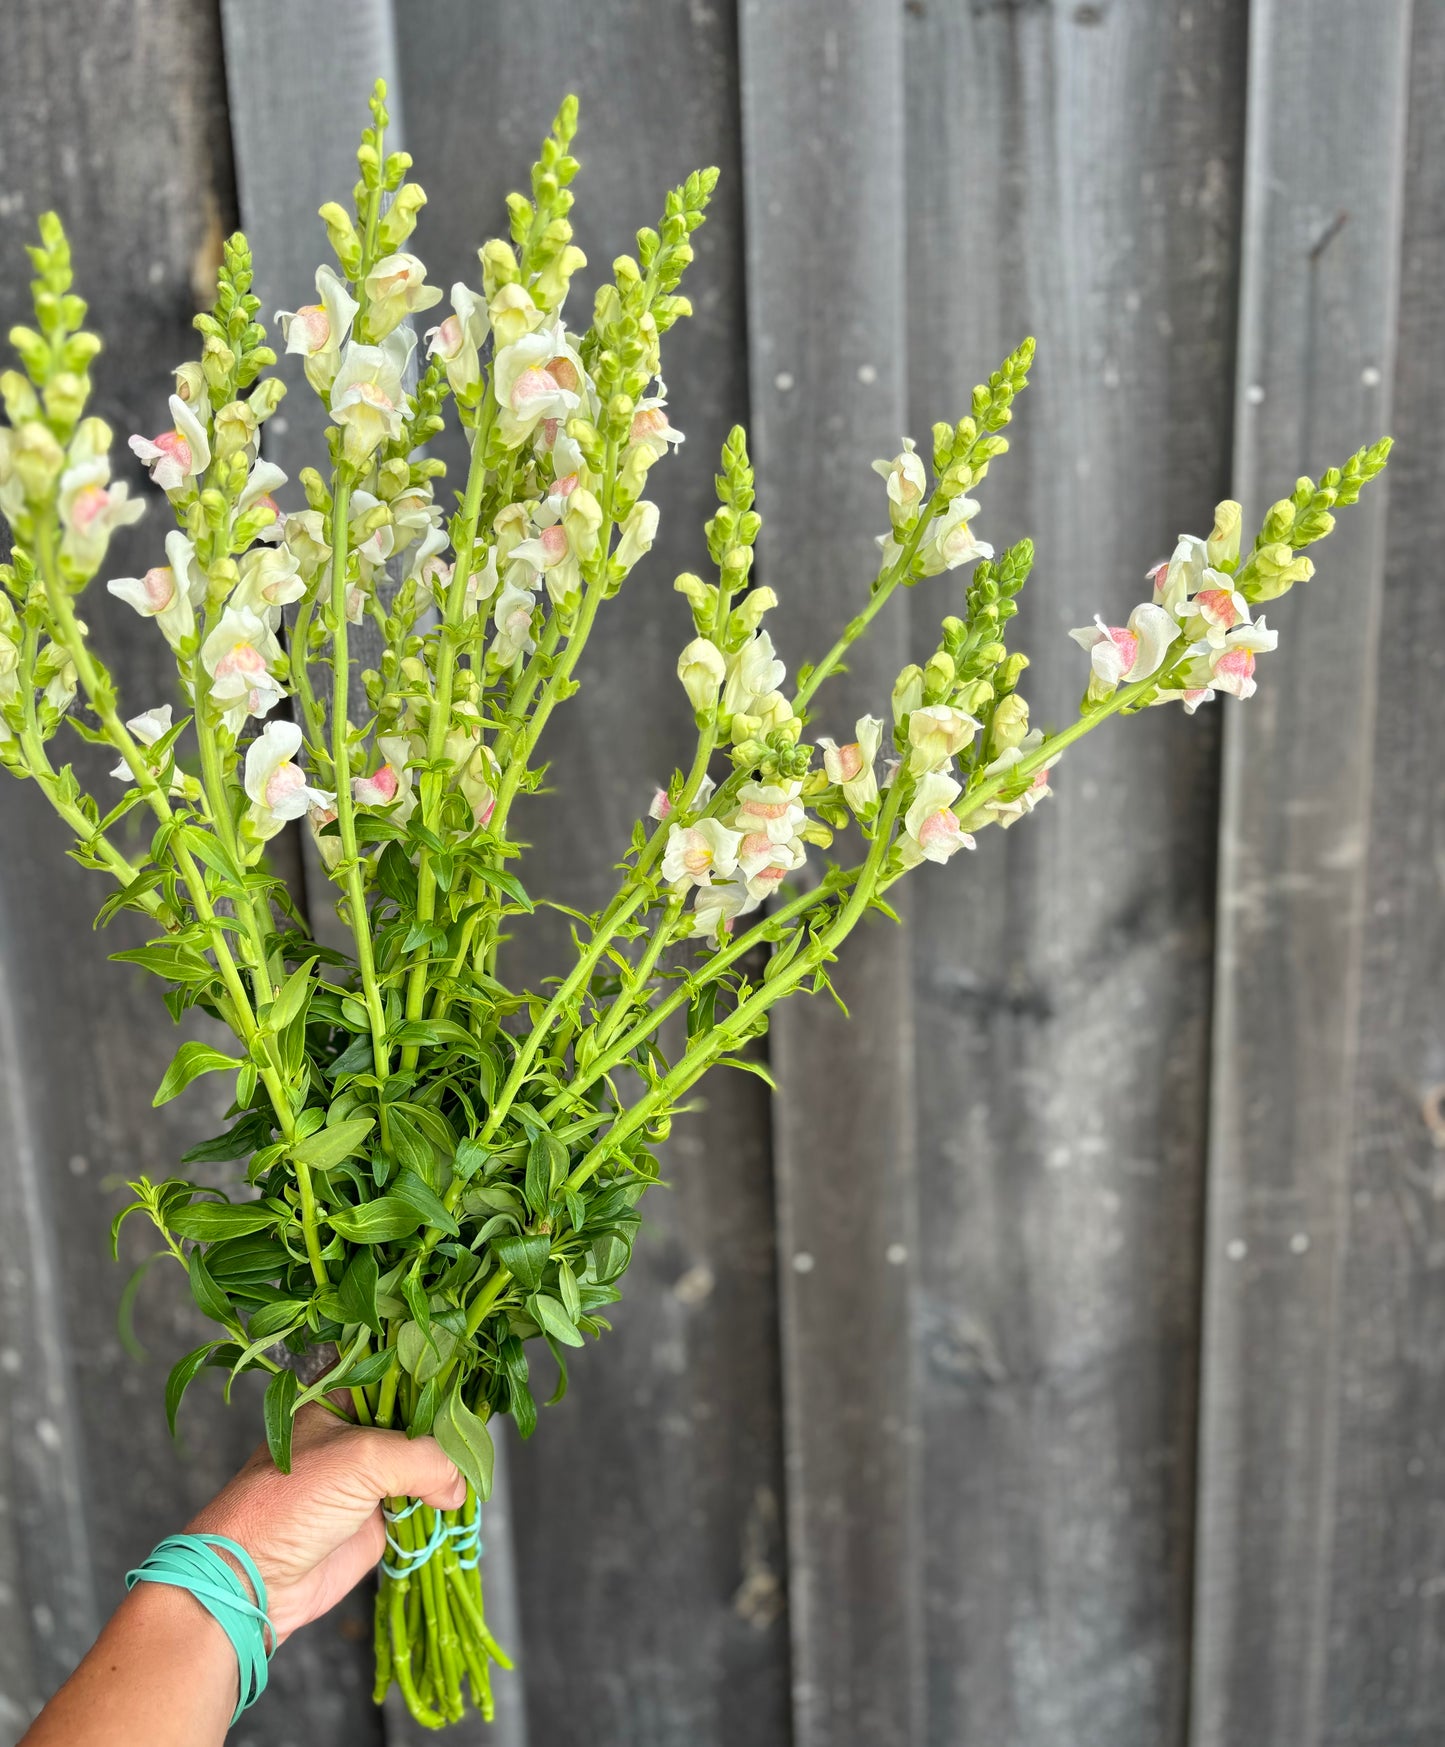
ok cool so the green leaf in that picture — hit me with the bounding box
[385,1106,436,1177]
[470,865,534,912]
[409,1373,442,1437]
[556,1258,581,1323]
[337,1248,383,1336]
[264,1366,299,1473]
[529,1292,584,1348]
[494,1232,550,1291]
[433,1385,495,1500]
[326,1034,374,1080]
[398,1319,457,1385]
[524,1132,567,1216]
[388,1167,460,1237]
[589,1232,631,1284]
[453,1137,489,1182]
[153,1041,244,1107]
[169,1198,284,1242]
[326,1196,426,1244]
[109,944,216,984]
[165,1340,225,1437]
[181,1112,272,1164]
[245,1298,309,1341]
[265,955,317,1033]
[187,1249,234,1327]
[293,1115,375,1173]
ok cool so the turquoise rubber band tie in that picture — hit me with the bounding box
[380,1496,483,1577]
[125,1533,274,1725]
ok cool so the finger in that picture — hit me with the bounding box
[331,1427,467,1511]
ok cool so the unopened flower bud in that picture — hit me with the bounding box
[213,398,258,459]
[13,421,65,500]
[989,692,1030,753]
[923,651,955,700]
[1207,499,1243,569]
[677,637,726,715]
[891,663,924,725]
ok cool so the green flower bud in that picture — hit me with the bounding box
[42,371,88,429]
[923,651,955,701]
[247,377,286,424]
[378,183,427,253]
[892,663,924,725]
[213,398,257,459]
[990,692,1030,753]
[12,421,65,500]
[1207,499,1243,569]
[1261,498,1296,542]
[1,370,40,423]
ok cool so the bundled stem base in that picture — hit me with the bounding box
[373,1493,511,1728]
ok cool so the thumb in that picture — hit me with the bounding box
[338,1427,468,1511]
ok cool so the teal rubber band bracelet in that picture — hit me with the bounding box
[126,1533,275,1725]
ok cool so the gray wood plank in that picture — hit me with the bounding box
[901,6,1258,1740]
[737,6,922,1744]
[0,5,379,1742]
[1189,3,1414,1744]
[901,7,1248,1744]
[1310,5,1445,1741]
[398,5,790,1744]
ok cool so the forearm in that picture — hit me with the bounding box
[22,1583,236,1747]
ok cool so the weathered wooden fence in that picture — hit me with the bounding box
[0,2,1440,1744]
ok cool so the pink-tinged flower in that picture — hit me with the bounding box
[819,714,884,817]
[628,394,684,464]
[489,581,538,666]
[425,283,489,400]
[689,879,759,946]
[871,438,927,528]
[277,265,359,392]
[233,544,306,626]
[494,324,588,447]
[733,780,805,845]
[352,763,398,807]
[899,770,975,868]
[363,251,442,340]
[1149,534,1207,616]
[649,787,672,821]
[1069,602,1179,696]
[906,702,981,775]
[109,704,186,795]
[662,817,743,891]
[1206,619,1278,699]
[737,829,806,901]
[57,459,145,577]
[128,394,211,494]
[107,529,204,651]
[615,499,659,570]
[201,605,285,734]
[329,328,416,464]
[509,489,602,607]
[1181,575,1251,647]
[917,494,993,575]
[243,720,333,842]
[968,730,1060,831]
[374,733,419,825]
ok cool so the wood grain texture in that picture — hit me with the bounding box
[1319,11,1445,1736]
[1190,3,1414,1744]
[738,5,922,1744]
[397,5,790,1744]
[902,7,1247,1745]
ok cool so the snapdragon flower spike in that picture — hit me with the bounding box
[128,393,210,495]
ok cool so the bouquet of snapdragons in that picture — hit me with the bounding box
[0,82,1389,1728]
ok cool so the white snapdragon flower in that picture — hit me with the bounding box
[722,631,786,719]
[371,733,419,824]
[649,773,715,821]
[107,529,205,651]
[737,828,806,901]
[1201,619,1279,700]
[363,252,442,339]
[201,605,286,733]
[1147,534,1207,617]
[109,705,185,795]
[238,459,287,543]
[42,656,76,716]
[425,283,488,400]
[732,780,805,845]
[899,770,974,868]
[628,393,684,464]
[494,324,587,447]
[277,264,360,394]
[490,581,538,666]
[509,489,602,607]
[916,494,992,574]
[243,720,333,841]
[662,818,743,891]
[1069,602,1179,697]
[615,499,659,570]
[677,637,726,714]
[690,879,758,946]
[233,544,307,627]
[906,703,981,775]
[57,456,145,576]
[872,438,926,528]
[968,731,1059,830]
[818,714,884,816]
[1179,576,1252,648]
[329,328,416,464]
[128,393,211,495]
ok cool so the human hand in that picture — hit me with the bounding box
[186,1403,466,1642]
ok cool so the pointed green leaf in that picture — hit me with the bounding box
[433,1385,495,1500]
[264,1366,298,1473]
[153,1041,244,1107]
